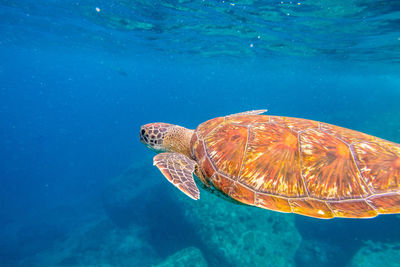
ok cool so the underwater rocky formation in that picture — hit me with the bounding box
[102,157,302,266]
[28,218,159,266]
[350,241,400,267]
[178,188,301,266]
[294,238,348,267]
[22,158,400,266]
[154,247,208,267]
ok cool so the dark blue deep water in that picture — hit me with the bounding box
[1,1,400,266]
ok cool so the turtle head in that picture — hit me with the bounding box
[140,123,194,157]
[140,123,173,152]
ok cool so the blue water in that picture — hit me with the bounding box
[1,1,400,266]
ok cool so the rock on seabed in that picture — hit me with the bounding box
[350,241,400,267]
[154,247,208,267]
[178,188,302,267]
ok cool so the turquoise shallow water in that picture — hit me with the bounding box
[0,1,400,266]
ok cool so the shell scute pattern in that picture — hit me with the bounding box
[212,173,233,196]
[225,114,270,126]
[194,115,400,218]
[204,122,248,178]
[239,122,307,197]
[299,128,371,200]
[270,116,319,132]
[230,182,255,205]
[320,122,376,144]
[328,200,378,218]
[367,193,400,214]
[352,142,400,193]
[255,193,292,213]
[196,117,224,139]
[288,198,334,219]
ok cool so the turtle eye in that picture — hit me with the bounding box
[139,128,148,143]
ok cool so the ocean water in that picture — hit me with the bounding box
[1,0,400,266]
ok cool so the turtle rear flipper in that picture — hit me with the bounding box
[153,152,200,200]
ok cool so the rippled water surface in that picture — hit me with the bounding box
[2,0,400,62]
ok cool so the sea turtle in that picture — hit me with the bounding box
[139,110,400,219]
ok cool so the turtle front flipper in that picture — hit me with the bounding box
[153,152,200,200]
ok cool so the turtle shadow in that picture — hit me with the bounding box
[294,214,400,267]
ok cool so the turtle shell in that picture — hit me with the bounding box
[190,114,400,219]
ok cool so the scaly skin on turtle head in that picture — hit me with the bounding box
[140,123,194,158]
[139,123,173,152]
